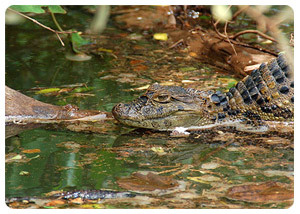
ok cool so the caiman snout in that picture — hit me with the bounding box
[112,103,129,121]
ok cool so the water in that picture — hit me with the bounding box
[5,6,293,208]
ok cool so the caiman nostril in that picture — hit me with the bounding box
[116,103,124,108]
[112,103,123,115]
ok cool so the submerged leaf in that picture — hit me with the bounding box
[117,171,178,191]
[72,87,95,93]
[226,182,294,202]
[65,52,92,61]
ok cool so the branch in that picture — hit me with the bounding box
[230,29,277,42]
[7,8,76,46]
[224,21,237,55]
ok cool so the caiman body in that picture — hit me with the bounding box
[112,54,294,131]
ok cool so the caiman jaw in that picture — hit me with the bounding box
[112,102,202,130]
[112,85,206,130]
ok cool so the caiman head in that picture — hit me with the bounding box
[112,83,212,130]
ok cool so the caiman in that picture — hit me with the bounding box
[112,54,293,133]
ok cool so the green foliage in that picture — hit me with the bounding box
[70,32,90,53]
[9,5,66,14]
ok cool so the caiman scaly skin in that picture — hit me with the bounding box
[112,54,294,131]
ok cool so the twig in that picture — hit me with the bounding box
[212,18,227,39]
[212,7,277,44]
[224,21,237,55]
[231,6,249,20]
[7,8,76,46]
[230,30,277,42]
[55,32,64,46]
[168,39,184,49]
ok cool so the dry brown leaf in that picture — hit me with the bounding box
[226,181,294,202]
[117,171,178,191]
[45,199,66,206]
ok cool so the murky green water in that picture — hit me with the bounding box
[5,6,293,208]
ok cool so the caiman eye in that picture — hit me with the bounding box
[153,94,170,103]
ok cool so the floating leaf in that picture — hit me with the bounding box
[226,182,294,202]
[97,48,113,53]
[151,147,166,154]
[22,149,41,154]
[201,162,220,169]
[19,171,30,176]
[187,175,221,183]
[117,172,178,191]
[29,155,40,160]
[69,198,83,204]
[65,52,92,61]
[11,154,22,160]
[35,88,60,94]
[153,33,168,41]
[81,204,105,209]
[45,199,66,207]
[179,67,197,72]
[134,85,150,90]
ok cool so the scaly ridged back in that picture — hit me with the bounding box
[208,54,293,122]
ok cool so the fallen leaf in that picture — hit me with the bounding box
[45,199,66,206]
[117,171,178,191]
[134,85,150,90]
[151,147,166,155]
[182,80,195,83]
[11,154,23,160]
[201,162,220,169]
[189,52,198,57]
[81,204,105,209]
[133,64,148,72]
[179,67,196,72]
[69,197,84,204]
[22,149,41,154]
[19,171,30,176]
[226,181,294,202]
[35,88,60,94]
[187,175,221,183]
[130,59,145,66]
[97,48,113,53]
[153,33,168,41]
